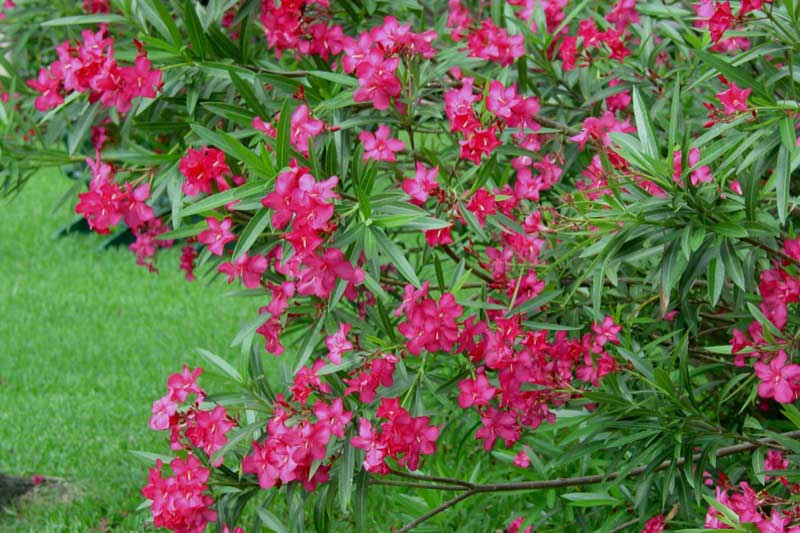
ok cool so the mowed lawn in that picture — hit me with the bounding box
[0,173,260,531]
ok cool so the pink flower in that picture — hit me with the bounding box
[754,351,800,403]
[325,323,354,365]
[167,365,205,403]
[180,246,197,281]
[425,226,454,247]
[708,1,734,43]
[466,19,525,66]
[142,455,217,532]
[353,51,402,110]
[716,81,751,115]
[27,67,63,111]
[184,406,236,466]
[457,371,496,408]
[486,81,521,119]
[359,125,405,162]
[343,353,399,403]
[179,147,232,196]
[149,395,178,431]
[120,54,162,99]
[688,147,713,186]
[591,316,621,346]
[764,450,788,481]
[641,515,666,533]
[465,189,497,226]
[122,182,154,229]
[290,104,324,154]
[459,127,502,165]
[513,449,531,468]
[475,407,520,450]
[218,253,268,288]
[758,509,800,533]
[198,217,236,256]
[313,398,353,438]
[401,162,439,204]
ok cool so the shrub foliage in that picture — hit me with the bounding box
[3,0,800,531]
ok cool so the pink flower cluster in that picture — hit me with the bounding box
[674,148,714,187]
[558,16,632,71]
[143,367,239,531]
[445,4,524,66]
[359,125,405,162]
[27,27,161,113]
[468,318,618,451]
[444,74,541,165]
[75,156,153,234]
[148,366,236,466]
[74,154,173,270]
[179,146,240,197]
[142,454,218,533]
[253,159,364,354]
[344,16,436,110]
[351,398,440,474]
[242,399,352,491]
[694,0,768,49]
[704,458,799,531]
[396,282,463,355]
[730,238,800,404]
[254,104,325,156]
[260,0,342,59]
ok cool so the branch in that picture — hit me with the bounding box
[440,244,494,284]
[743,237,799,267]
[393,430,800,531]
[532,114,580,137]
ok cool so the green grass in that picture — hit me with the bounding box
[0,172,260,531]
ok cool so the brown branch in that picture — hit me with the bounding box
[440,244,494,284]
[532,114,580,137]
[393,430,800,532]
[743,237,799,267]
[387,468,474,488]
[369,480,464,491]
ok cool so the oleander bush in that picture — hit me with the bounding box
[3,0,800,531]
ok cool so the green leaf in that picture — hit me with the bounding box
[276,99,292,170]
[140,0,182,47]
[661,242,688,296]
[707,255,725,306]
[338,443,355,514]
[696,49,773,103]
[668,73,682,155]
[41,14,127,26]
[191,124,274,178]
[781,404,800,430]
[180,182,265,217]
[561,492,620,507]
[710,222,748,239]
[229,71,270,118]
[632,87,659,159]
[354,469,368,532]
[776,143,791,225]
[258,508,289,533]
[294,319,324,372]
[720,240,745,290]
[307,70,358,87]
[129,450,173,463]
[196,348,242,382]
[68,102,100,155]
[184,0,209,59]
[371,227,421,288]
[746,302,784,339]
[232,208,271,259]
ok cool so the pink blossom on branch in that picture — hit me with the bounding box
[359,125,405,162]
